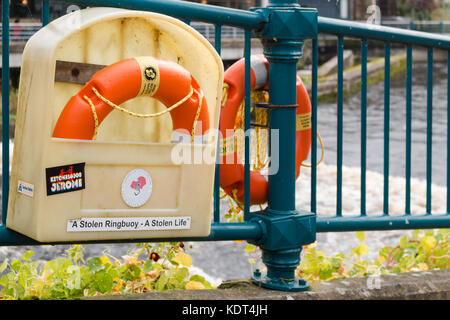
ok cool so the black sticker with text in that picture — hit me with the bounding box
[46,162,85,196]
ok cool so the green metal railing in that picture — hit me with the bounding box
[1,0,449,292]
[383,20,450,34]
[315,17,450,231]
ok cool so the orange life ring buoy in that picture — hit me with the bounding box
[220,54,312,205]
[52,56,209,142]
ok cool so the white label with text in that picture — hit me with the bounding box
[17,180,34,197]
[67,217,191,232]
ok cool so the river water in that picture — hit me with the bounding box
[315,60,449,187]
[0,61,448,286]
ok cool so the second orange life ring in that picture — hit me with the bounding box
[52,56,209,143]
[220,54,312,205]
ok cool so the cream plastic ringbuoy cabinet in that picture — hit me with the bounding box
[6,7,224,242]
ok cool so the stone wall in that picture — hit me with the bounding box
[85,269,450,300]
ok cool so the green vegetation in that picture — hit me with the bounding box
[224,195,449,285]
[0,242,213,300]
[297,229,449,282]
[0,228,448,300]
[240,229,449,283]
[225,195,449,284]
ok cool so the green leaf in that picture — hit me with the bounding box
[143,260,153,273]
[244,244,257,253]
[66,266,81,290]
[130,265,142,280]
[48,257,72,275]
[21,250,34,261]
[174,268,189,284]
[355,231,366,242]
[330,258,342,269]
[420,235,437,251]
[106,267,119,281]
[155,272,169,291]
[66,245,85,265]
[0,274,8,286]
[92,271,114,294]
[379,246,391,259]
[355,243,369,257]
[318,260,333,280]
[172,252,192,267]
[11,259,22,272]
[399,235,408,249]
[416,253,426,263]
[0,259,8,273]
[189,274,213,289]
[87,257,103,273]
[335,253,345,260]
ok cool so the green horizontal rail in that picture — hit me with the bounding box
[316,214,450,232]
[57,0,266,29]
[318,17,450,50]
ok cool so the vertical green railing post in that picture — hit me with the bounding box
[311,37,318,214]
[213,24,222,223]
[249,0,317,292]
[336,36,344,217]
[448,50,450,214]
[361,39,367,216]
[426,48,433,215]
[383,43,391,215]
[42,0,50,26]
[405,45,413,215]
[244,29,252,221]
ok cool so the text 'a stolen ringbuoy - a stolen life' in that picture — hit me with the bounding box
[67,217,191,232]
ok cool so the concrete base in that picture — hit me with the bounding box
[84,270,450,300]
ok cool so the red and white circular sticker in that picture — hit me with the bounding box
[121,169,153,208]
